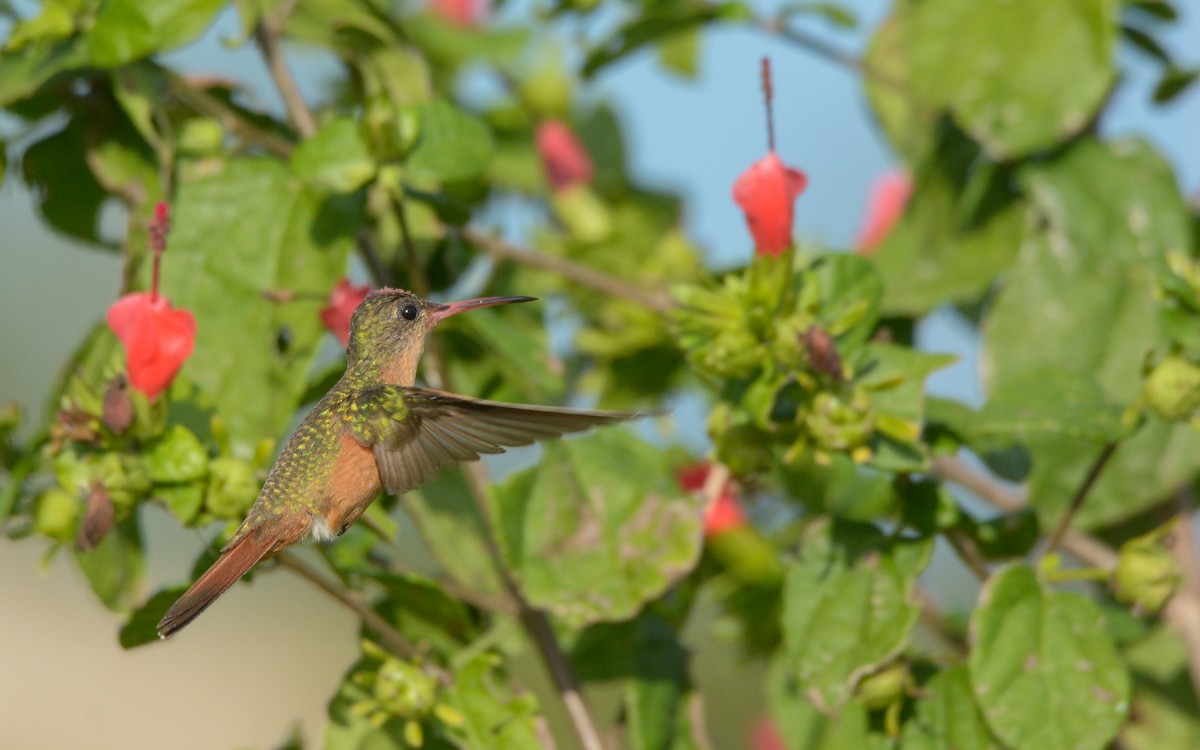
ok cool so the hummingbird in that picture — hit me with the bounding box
[157,289,638,637]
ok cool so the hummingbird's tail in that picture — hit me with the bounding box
[156,527,282,638]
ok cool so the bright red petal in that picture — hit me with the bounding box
[321,278,371,347]
[749,718,786,750]
[855,171,912,254]
[677,462,748,537]
[430,0,486,26]
[106,292,157,347]
[704,491,747,536]
[537,121,593,192]
[732,152,808,256]
[109,294,195,400]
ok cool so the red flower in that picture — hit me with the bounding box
[677,462,747,537]
[430,0,486,25]
[320,278,371,346]
[855,171,912,254]
[536,121,593,192]
[749,717,786,750]
[107,292,196,401]
[732,151,808,256]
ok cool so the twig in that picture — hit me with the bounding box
[356,230,395,288]
[394,196,429,300]
[943,528,990,582]
[930,454,1117,568]
[167,74,294,157]
[519,602,608,750]
[275,551,452,683]
[463,227,675,315]
[460,462,608,750]
[751,16,907,94]
[686,692,717,750]
[929,455,1023,511]
[253,0,317,139]
[1042,442,1120,557]
[913,584,966,654]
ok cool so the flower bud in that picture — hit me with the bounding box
[854,661,909,710]
[1112,532,1180,616]
[1143,355,1200,421]
[35,487,80,542]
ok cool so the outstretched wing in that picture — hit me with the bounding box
[347,385,643,495]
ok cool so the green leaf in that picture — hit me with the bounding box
[901,665,999,750]
[74,516,144,613]
[778,2,857,28]
[162,157,356,452]
[1154,66,1199,104]
[779,518,933,711]
[971,371,1127,443]
[907,0,1117,158]
[872,127,1024,315]
[1121,625,1200,750]
[406,13,530,67]
[582,2,746,78]
[657,27,700,79]
[850,342,954,473]
[21,117,110,244]
[626,648,700,750]
[119,585,188,648]
[968,565,1130,750]
[291,117,376,193]
[489,429,703,627]
[982,138,1196,526]
[87,0,226,67]
[406,99,494,183]
[863,9,933,160]
[0,35,87,108]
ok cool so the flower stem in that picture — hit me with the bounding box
[760,56,775,152]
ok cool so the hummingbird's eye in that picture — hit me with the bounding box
[401,304,420,321]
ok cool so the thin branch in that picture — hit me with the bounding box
[463,227,675,315]
[930,454,1117,568]
[167,74,294,157]
[913,584,966,654]
[357,230,395,288]
[519,603,608,750]
[253,0,317,140]
[275,551,451,683]
[460,462,608,750]
[929,455,1023,512]
[1042,442,1120,557]
[751,16,908,94]
[394,196,430,300]
[943,528,990,582]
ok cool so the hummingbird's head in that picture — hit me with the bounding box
[346,288,535,380]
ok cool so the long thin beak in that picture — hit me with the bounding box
[431,295,536,322]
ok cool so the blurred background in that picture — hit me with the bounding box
[1,0,1197,747]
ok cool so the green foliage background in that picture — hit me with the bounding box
[1,0,1199,748]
